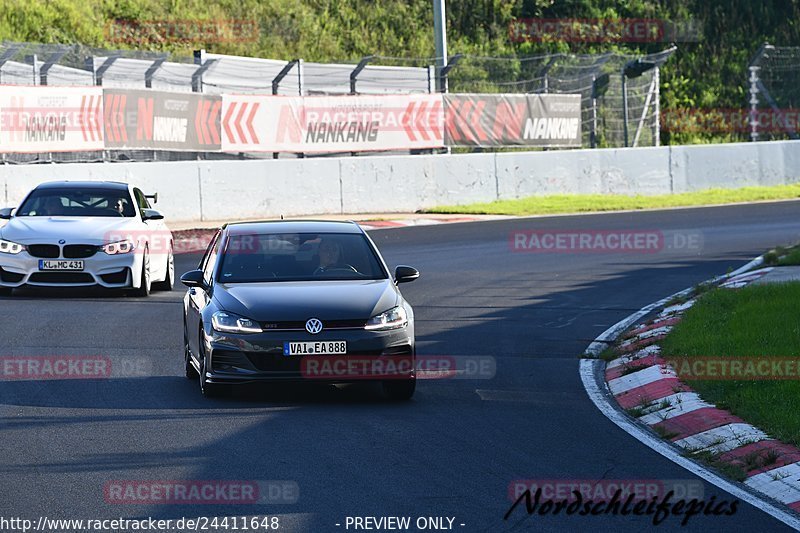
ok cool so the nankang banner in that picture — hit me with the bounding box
[103,89,221,151]
[0,86,104,152]
[444,94,582,148]
[221,94,445,153]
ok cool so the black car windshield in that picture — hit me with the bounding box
[218,232,388,282]
[17,188,136,217]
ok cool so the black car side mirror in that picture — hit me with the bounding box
[394,265,419,284]
[142,209,164,221]
[181,269,206,289]
[0,207,14,220]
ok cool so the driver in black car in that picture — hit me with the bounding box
[314,238,354,274]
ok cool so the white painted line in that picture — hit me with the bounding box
[720,268,773,288]
[746,462,800,505]
[618,326,672,350]
[608,364,677,396]
[631,325,673,341]
[673,423,770,455]
[584,290,693,357]
[580,358,800,529]
[637,393,714,426]
[607,345,661,370]
[658,299,697,318]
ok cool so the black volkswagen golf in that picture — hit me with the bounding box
[181,220,419,400]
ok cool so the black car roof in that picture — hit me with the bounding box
[34,181,130,191]
[225,220,363,235]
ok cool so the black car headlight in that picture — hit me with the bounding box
[365,306,408,331]
[211,311,262,334]
[0,239,25,255]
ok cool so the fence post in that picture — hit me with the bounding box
[24,54,39,85]
[145,58,166,89]
[749,66,760,142]
[654,66,660,147]
[622,70,629,147]
[272,59,300,160]
[349,56,373,95]
[296,58,305,96]
[39,50,66,86]
[94,55,120,86]
[439,54,463,93]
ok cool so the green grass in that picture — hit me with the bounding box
[777,247,800,266]
[690,450,748,482]
[426,184,800,216]
[660,283,800,448]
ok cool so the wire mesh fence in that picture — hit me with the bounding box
[447,48,675,148]
[748,44,800,142]
[0,40,676,162]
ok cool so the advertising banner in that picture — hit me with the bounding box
[103,89,221,151]
[0,86,104,152]
[444,93,582,148]
[221,94,445,153]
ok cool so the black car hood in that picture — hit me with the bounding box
[212,279,399,322]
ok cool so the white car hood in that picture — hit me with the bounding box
[0,216,143,245]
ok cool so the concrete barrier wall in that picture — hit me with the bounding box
[1,140,800,223]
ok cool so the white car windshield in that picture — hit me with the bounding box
[17,188,137,218]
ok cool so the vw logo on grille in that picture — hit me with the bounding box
[58,239,66,244]
[305,318,323,335]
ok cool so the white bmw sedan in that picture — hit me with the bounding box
[0,181,174,297]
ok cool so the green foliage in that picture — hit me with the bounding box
[1,0,799,145]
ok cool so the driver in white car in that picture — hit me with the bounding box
[39,196,63,216]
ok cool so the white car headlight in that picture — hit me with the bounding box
[365,306,408,331]
[102,239,136,255]
[212,311,262,334]
[0,239,25,255]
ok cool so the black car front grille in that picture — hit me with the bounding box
[259,319,367,331]
[28,272,94,284]
[26,244,60,258]
[63,244,98,258]
[0,267,24,283]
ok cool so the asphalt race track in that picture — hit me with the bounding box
[2,201,800,532]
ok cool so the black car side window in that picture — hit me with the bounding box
[202,233,222,286]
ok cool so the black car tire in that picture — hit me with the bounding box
[153,247,174,291]
[381,378,416,401]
